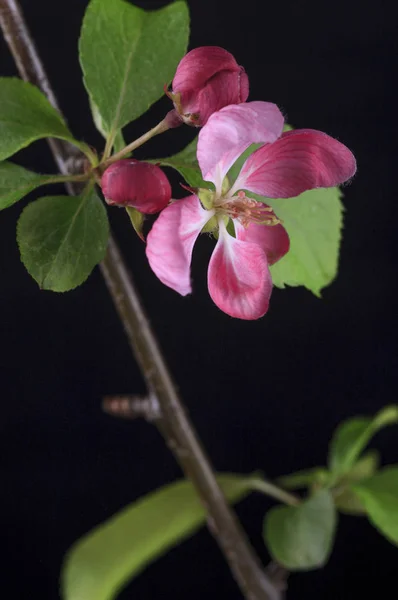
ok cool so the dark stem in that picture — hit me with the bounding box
[0,2,281,599]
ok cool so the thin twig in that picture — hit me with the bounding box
[249,478,300,507]
[101,118,170,166]
[0,2,281,599]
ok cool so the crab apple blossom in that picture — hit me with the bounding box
[146,102,356,320]
[101,159,171,213]
[167,46,249,127]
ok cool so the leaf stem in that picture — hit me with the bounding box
[44,172,92,185]
[250,478,301,507]
[101,119,170,168]
[78,143,98,167]
[0,3,281,599]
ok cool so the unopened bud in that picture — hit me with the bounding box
[169,46,249,127]
[101,159,171,214]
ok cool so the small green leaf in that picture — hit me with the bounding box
[264,490,337,570]
[277,468,330,490]
[153,136,211,189]
[17,187,109,291]
[80,0,189,138]
[328,406,398,477]
[0,78,85,161]
[0,162,56,210]
[61,474,251,600]
[333,452,380,515]
[126,206,145,240]
[352,466,398,545]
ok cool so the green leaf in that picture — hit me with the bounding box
[264,490,337,570]
[153,136,211,188]
[61,474,251,600]
[328,406,398,477]
[340,450,380,484]
[277,468,330,490]
[17,187,109,292]
[0,78,85,161]
[266,187,344,296]
[126,206,145,241]
[352,467,398,544]
[113,130,128,155]
[80,0,189,139]
[334,451,380,515]
[0,162,57,210]
[89,98,127,155]
[334,490,366,515]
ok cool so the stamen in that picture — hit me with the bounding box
[215,192,281,227]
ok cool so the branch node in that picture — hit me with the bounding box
[265,562,289,593]
[102,394,161,421]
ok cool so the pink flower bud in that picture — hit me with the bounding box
[101,159,171,214]
[169,46,249,127]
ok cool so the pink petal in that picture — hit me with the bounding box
[173,46,241,94]
[207,221,272,320]
[179,68,249,126]
[197,102,284,191]
[146,195,214,296]
[235,129,357,198]
[234,218,290,265]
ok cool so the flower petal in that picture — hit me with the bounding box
[146,195,213,296]
[172,46,241,94]
[235,129,357,198]
[207,220,272,320]
[197,101,285,191]
[234,218,290,265]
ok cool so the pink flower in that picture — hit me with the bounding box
[167,46,249,127]
[101,159,171,213]
[146,102,356,320]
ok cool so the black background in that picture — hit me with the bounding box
[0,0,397,598]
